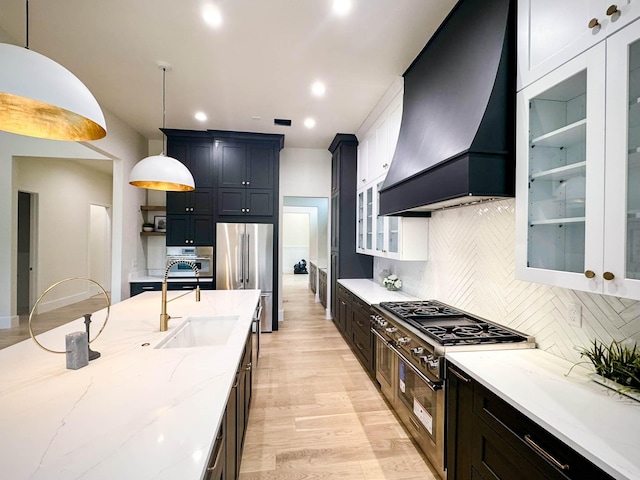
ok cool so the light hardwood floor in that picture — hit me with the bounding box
[0,295,108,350]
[239,274,439,480]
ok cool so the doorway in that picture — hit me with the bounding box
[17,191,36,315]
[282,196,329,299]
[88,204,112,296]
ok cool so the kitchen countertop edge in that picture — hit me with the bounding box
[446,349,640,480]
[337,278,420,305]
[0,289,260,479]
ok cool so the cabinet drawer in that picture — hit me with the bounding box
[351,323,372,366]
[472,383,614,480]
[168,281,214,291]
[129,282,161,297]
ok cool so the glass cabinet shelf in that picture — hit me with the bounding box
[529,216,585,226]
[531,119,586,147]
[530,161,586,181]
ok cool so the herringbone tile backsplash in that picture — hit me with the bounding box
[375,199,640,364]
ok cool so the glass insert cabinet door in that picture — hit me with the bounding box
[526,70,588,274]
[604,21,640,298]
[515,42,606,292]
[357,190,364,250]
[625,38,640,280]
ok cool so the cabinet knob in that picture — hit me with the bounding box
[383,163,389,169]
[584,270,596,279]
[603,271,615,281]
[362,178,366,183]
[246,181,250,186]
[588,18,600,29]
[606,4,620,16]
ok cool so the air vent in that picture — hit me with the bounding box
[274,118,292,126]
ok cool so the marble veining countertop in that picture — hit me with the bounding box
[338,278,420,305]
[0,289,260,479]
[446,349,640,480]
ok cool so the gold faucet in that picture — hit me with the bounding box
[160,259,201,331]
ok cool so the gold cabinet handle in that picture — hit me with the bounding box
[606,4,620,16]
[588,18,600,28]
[603,271,615,281]
[584,270,596,279]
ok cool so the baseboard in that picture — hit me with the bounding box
[0,315,19,329]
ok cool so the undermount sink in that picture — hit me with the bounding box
[155,316,239,349]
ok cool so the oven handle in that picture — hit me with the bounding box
[371,328,392,345]
[393,346,443,392]
[371,328,443,392]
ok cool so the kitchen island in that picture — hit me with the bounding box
[0,289,260,479]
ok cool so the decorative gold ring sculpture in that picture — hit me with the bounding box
[28,277,111,354]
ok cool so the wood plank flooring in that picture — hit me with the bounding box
[0,295,108,350]
[239,274,439,479]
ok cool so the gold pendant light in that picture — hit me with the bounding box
[0,1,106,141]
[129,64,195,191]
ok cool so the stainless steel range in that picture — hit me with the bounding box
[370,300,535,479]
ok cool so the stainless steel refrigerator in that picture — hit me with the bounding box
[216,223,273,332]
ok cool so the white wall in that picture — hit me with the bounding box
[375,199,640,365]
[0,108,148,328]
[282,209,313,273]
[279,147,332,320]
[14,158,112,312]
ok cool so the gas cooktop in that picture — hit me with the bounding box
[377,300,531,346]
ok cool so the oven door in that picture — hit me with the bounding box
[372,329,397,404]
[396,354,445,477]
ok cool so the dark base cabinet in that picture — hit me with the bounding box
[129,281,213,297]
[335,284,375,378]
[446,363,615,480]
[222,331,253,480]
[318,268,327,309]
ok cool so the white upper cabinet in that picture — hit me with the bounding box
[356,80,429,261]
[516,19,640,300]
[518,0,640,90]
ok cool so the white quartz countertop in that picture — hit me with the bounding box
[446,349,640,480]
[0,289,260,479]
[338,278,420,305]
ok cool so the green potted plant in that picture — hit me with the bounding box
[577,339,640,401]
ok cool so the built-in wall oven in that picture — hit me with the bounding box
[166,246,213,278]
[371,300,535,480]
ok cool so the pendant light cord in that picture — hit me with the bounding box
[161,66,167,155]
[25,0,29,49]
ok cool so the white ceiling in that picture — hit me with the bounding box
[0,0,457,150]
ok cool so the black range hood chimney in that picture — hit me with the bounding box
[379,0,515,216]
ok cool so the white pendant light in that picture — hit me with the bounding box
[0,1,106,141]
[129,64,195,191]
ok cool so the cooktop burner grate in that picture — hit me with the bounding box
[379,300,463,319]
[420,323,527,346]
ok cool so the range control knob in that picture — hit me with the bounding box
[411,347,424,356]
[397,336,411,346]
[385,327,398,334]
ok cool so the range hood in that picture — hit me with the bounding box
[379,0,515,216]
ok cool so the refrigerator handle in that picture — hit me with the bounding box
[239,233,245,286]
[245,233,251,286]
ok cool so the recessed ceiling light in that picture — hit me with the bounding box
[195,112,207,121]
[304,118,316,129]
[203,5,223,27]
[333,0,352,16]
[311,81,326,97]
